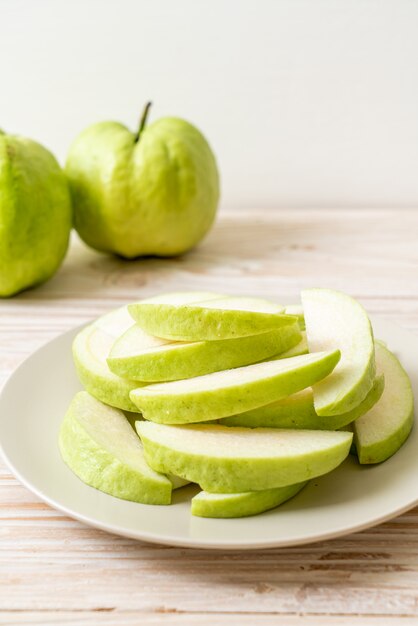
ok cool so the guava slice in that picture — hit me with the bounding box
[221,374,385,430]
[302,288,375,416]
[191,482,307,518]
[353,342,414,464]
[107,322,301,382]
[136,422,352,492]
[59,392,172,504]
[130,350,340,423]
[128,295,295,341]
[72,307,139,411]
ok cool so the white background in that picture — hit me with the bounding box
[2,0,418,209]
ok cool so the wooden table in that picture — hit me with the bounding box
[1,209,418,625]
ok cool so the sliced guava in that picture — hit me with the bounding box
[129,295,294,341]
[221,374,385,430]
[108,322,301,382]
[59,392,172,503]
[130,350,340,423]
[191,481,307,518]
[302,288,375,416]
[136,422,352,493]
[353,342,414,464]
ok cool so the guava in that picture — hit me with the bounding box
[0,131,72,297]
[65,104,219,258]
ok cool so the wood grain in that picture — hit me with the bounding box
[1,209,418,623]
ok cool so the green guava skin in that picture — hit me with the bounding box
[65,117,219,258]
[0,133,72,297]
[191,482,307,518]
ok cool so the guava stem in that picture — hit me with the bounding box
[134,102,152,143]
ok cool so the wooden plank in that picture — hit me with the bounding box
[2,614,418,625]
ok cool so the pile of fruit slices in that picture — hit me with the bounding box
[59,289,414,518]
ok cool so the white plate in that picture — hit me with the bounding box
[0,317,417,550]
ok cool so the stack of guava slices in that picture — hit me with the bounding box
[59,289,414,518]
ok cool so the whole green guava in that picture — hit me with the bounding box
[0,132,72,297]
[65,105,220,258]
